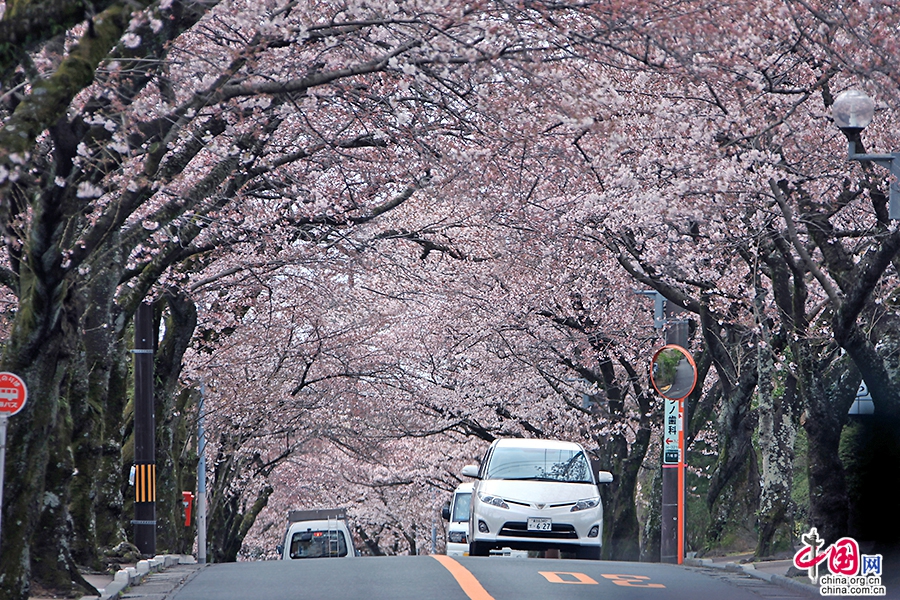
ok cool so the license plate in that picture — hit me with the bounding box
[527,517,552,531]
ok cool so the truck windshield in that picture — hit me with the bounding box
[451,492,471,522]
[289,530,348,558]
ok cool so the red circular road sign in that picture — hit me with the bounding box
[0,372,28,416]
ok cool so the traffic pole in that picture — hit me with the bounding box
[133,303,156,555]
[638,292,691,565]
[0,372,29,562]
[662,315,689,564]
[198,381,207,564]
[0,414,7,557]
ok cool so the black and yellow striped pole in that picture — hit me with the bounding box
[133,302,156,555]
[134,463,157,503]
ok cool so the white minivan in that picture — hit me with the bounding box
[278,509,357,559]
[442,482,473,556]
[461,438,613,559]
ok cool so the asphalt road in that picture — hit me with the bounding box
[168,556,823,600]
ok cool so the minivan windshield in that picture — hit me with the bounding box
[485,446,592,483]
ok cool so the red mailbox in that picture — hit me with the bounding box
[182,491,194,526]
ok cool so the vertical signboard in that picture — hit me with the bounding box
[663,397,681,465]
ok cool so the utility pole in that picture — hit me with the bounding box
[638,291,691,564]
[198,381,207,564]
[661,304,689,565]
[133,303,156,555]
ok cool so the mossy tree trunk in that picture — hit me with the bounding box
[0,130,76,598]
[640,465,663,562]
[95,335,131,550]
[0,2,219,595]
[1,324,69,600]
[205,430,276,563]
[783,175,900,547]
[593,356,663,561]
[799,348,858,544]
[751,227,801,557]
[754,343,798,557]
[32,371,99,596]
[68,247,125,569]
[700,311,761,552]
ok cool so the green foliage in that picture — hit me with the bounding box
[685,460,712,554]
[653,349,682,391]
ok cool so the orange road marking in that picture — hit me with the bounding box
[432,555,496,600]
[539,571,598,584]
[601,574,666,588]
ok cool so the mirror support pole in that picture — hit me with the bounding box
[639,292,695,566]
[661,320,690,566]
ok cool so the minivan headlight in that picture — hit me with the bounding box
[478,493,509,509]
[571,497,601,512]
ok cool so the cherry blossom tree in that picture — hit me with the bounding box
[3,2,900,598]
[560,0,900,555]
[0,0,651,595]
[207,0,900,565]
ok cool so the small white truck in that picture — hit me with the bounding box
[277,508,357,560]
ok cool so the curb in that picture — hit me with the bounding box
[684,557,821,598]
[100,554,194,600]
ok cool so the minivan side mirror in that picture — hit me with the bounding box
[597,471,614,484]
[441,503,451,521]
[461,464,480,478]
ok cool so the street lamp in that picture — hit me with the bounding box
[832,89,900,219]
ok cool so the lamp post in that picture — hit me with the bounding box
[832,89,900,220]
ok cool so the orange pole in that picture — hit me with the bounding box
[677,397,685,564]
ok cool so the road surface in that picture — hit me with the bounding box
[169,555,821,600]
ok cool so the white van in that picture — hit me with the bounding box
[278,509,357,559]
[461,438,613,559]
[442,482,473,556]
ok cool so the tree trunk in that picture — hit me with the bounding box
[95,337,130,551]
[0,337,66,600]
[31,385,98,597]
[592,358,653,561]
[799,348,858,543]
[755,345,798,558]
[204,429,276,562]
[208,477,274,563]
[68,258,123,569]
[596,432,642,560]
[704,376,760,551]
[699,309,760,553]
[640,463,662,562]
[841,417,900,545]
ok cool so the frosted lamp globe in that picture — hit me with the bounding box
[832,90,875,130]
